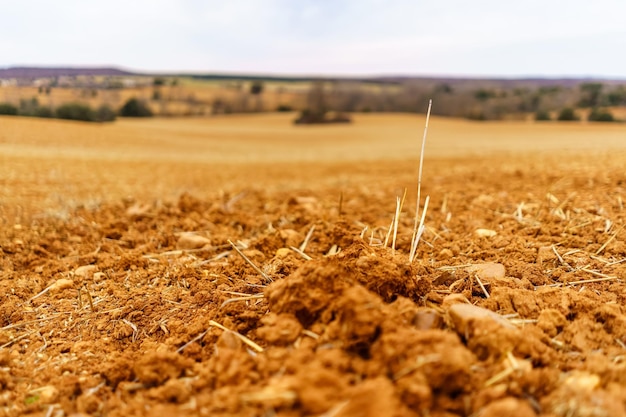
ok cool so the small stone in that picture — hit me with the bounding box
[293,196,318,205]
[37,385,59,403]
[475,229,497,238]
[413,309,443,330]
[536,246,557,266]
[126,203,152,219]
[448,303,516,335]
[438,248,454,259]
[93,272,106,282]
[49,278,74,293]
[479,397,537,417]
[563,371,600,392]
[75,265,97,278]
[176,233,210,250]
[465,263,505,280]
[275,248,292,258]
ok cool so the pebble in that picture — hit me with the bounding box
[74,265,97,278]
[475,228,497,238]
[176,233,211,250]
[563,371,600,392]
[536,246,557,266]
[49,278,74,293]
[275,248,292,258]
[413,309,443,330]
[465,263,505,280]
[447,303,516,335]
[479,397,537,417]
[36,385,59,403]
[125,203,152,219]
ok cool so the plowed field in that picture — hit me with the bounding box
[1,114,626,417]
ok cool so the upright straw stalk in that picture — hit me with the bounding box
[409,100,433,263]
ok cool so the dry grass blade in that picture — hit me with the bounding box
[0,331,36,349]
[474,274,490,298]
[228,239,271,283]
[383,214,394,248]
[240,387,297,405]
[552,245,574,271]
[410,99,432,258]
[176,329,209,354]
[289,246,313,260]
[392,189,407,254]
[596,225,623,255]
[299,225,316,253]
[546,276,619,287]
[580,268,616,279]
[221,294,264,308]
[209,320,264,353]
[27,285,53,303]
[0,315,65,331]
[409,195,430,263]
[393,354,440,381]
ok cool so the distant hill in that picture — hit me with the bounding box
[0,67,135,78]
[1,66,624,87]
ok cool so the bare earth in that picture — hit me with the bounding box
[1,113,626,417]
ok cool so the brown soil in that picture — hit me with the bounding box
[1,115,626,416]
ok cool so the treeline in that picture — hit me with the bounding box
[0,97,153,122]
[203,78,626,122]
[301,81,626,122]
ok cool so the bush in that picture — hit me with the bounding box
[56,103,96,122]
[119,98,153,117]
[588,108,614,122]
[276,104,292,112]
[95,105,117,122]
[19,97,40,116]
[0,103,18,115]
[33,106,54,118]
[294,109,352,125]
[535,110,551,121]
[557,107,579,121]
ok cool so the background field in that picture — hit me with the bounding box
[2,113,626,223]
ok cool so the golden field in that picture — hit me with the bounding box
[1,112,626,223]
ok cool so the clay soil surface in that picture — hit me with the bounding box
[1,113,626,417]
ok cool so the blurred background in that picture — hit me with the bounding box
[1,0,625,123]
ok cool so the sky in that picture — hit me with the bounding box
[1,0,625,78]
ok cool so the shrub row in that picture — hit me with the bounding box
[0,97,153,122]
[535,107,618,122]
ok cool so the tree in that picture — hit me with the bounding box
[0,103,18,115]
[588,108,614,122]
[119,98,153,117]
[95,105,117,122]
[294,81,351,124]
[579,83,603,107]
[249,81,264,95]
[474,89,496,101]
[535,110,551,121]
[557,107,579,121]
[56,103,96,121]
